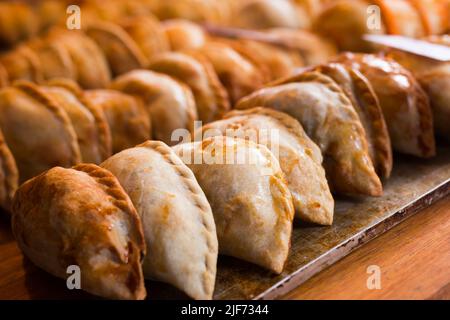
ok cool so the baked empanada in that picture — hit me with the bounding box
[41,79,112,163]
[278,63,392,178]
[409,0,449,35]
[119,15,170,62]
[47,29,111,89]
[162,19,207,51]
[231,0,310,29]
[388,42,450,141]
[0,63,8,88]
[0,128,18,212]
[110,70,197,145]
[195,41,267,104]
[236,71,382,197]
[86,21,147,76]
[0,45,43,83]
[101,141,217,300]
[85,89,151,153]
[0,81,81,183]
[154,0,231,24]
[149,52,230,123]
[336,53,435,158]
[199,107,334,225]
[173,136,294,273]
[0,2,39,47]
[314,0,425,52]
[12,164,146,300]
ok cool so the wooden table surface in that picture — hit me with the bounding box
[283,195,450,300]
[1,196,449,300]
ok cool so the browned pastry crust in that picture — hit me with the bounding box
[43,79,112,163]
[0,45,43,83]
[0,81,81,182]
[336,53,435,158]
[86,21,147,76]
[149,52,230,123]
[0,63,8,88]
[162,19,207,51]
[0,2,39,47]
[85,89,151,154]
[12,164,146,300]
[0,128,18,212]
[276,63,392,178]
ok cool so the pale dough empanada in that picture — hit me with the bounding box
[149,52,230,123]
[195,41,267,104]
[277,63,392,178]
[101,140,218,300]
[12,164,146,300]
[0,81,81,183]
[236,71,382,197]
[199,107,334,225]
[85,89,151,154]
[0,128,18,212]
[162,19,207,51]
[110,70,197,145]
[41,79,112,164]
[173,136,294,273]
[336,53,435,158]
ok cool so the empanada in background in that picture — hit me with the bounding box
[173,136,294,274]
[12,164,146,300]
[86,21,147,76]
[162,19,207,51]
[46,29,111,89]
[0,2,38,47]
[101,141,218,300]
[387,38,450,141]
[110,70,197,145]
[230,0,311,30]
[314,0,429,52]
[0,45,43,84]
[149,52,230,123]
[336,53,435,158]
[195,41,267,104]
[0,128,18,212]
[236,71,382,197]
[85,89,151,154]
[279,63,392,178]
[41,79,112,164]
[0,81,81,183]
[199,107,334,225]
[0,63,8,88]
[119,15,170,62]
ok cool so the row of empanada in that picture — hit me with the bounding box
[12,135,296,299]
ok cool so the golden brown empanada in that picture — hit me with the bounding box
[278,63,392,178]
[12,164,146,300]
[27,38,77,82]
[119,15,170,63]
[173,136,294,273]
[47,29,111,89]
[0,81,81,183]
[195,41,267,104]
[0,45,43,83]
[0,128,18,212]
[314,0,425,52]
[199,107,334,225]
[0,2,39,47]
[388,42,450,141]
[231,0,310,29]
[41,79,112,164]
[110,70,197,145]
[101,140,218,300]
[154,0,231,24]
[236,71,382,197]
[409,0,449,35]
[162,19,207,51]
[86,21,147,76]
[336,53,435,158]
[149,52,230,123]
[0,63,8,88]
[85,89,151,153]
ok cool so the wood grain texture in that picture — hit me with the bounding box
[283,196,450,300]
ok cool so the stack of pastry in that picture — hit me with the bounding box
[0,0,448,301]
